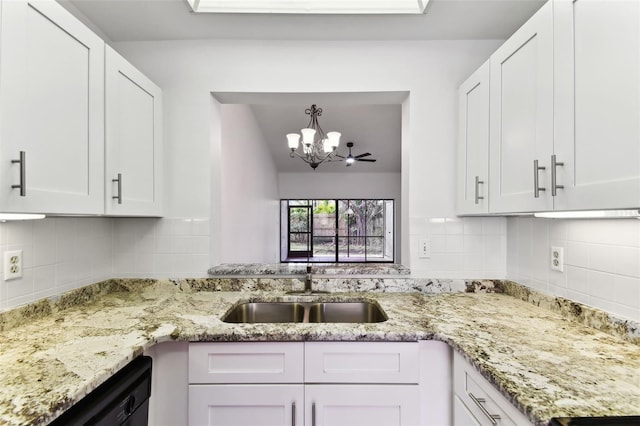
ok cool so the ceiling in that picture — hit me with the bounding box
[62,0,546,174]
[65,0,546,42]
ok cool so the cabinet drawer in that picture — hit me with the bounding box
[189,342,304,384]
[305,342,419,384]
[453,352,532,426]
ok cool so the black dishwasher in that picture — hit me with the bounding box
[50,356,152,426]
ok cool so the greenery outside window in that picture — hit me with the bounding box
[280,199,394,263]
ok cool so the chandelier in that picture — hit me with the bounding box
[286,104,341,170]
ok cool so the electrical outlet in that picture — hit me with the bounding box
[551,246,564,272]
[4,250,23,280]
[419,239,430,258]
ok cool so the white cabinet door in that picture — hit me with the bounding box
[453,395,480,426]
[305,385,420,426]
[305,341,419,384]
[553,0,640,210]
[489,0,554,213]
[105,45,163,216]
[457,60,490,215]
[189,384,303,426]
[189,342,304,384]
[0,0,104,214]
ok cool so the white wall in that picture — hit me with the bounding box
[221,105,279,263]
[278,172,400,200]
[113,39,503,277]
[507,217,640,322]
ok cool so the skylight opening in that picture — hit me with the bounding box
[186,0,430,15]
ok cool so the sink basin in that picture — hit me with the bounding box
[222,301,387,324]
[308,302,387,323]
[222,302,305,323]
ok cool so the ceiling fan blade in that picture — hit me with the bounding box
[357,158,377,162]
[354,152,371,159]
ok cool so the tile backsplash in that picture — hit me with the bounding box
[409,216,507,279]
[0,216,210,311]
[507,217,640,322]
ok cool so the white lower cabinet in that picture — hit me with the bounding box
[188,342,422,426]
[305,385,419,426]
[453,352,532,426]
[189,385,303,426]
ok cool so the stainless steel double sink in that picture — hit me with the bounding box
[222,300,387,324]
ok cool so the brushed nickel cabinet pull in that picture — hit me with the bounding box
[312,402,316,426]
[11,151,26,196]
[468,392,501,425]
[292,402,296,426]
[475,176,485,205]
[551,154,564,196]
[534,159,546,198]
[112,173,123,204]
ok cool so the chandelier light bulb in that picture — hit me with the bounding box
[327,131,341,149]
[301,128,316,146]
[287,133,300,150]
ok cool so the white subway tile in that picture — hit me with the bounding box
[566,265,589,292]
[446,235,464,253]
[445,218,464,235]
[566,241,589,268]
[614,246,640,278]
[463,218,483,235]
[614,275,640,308]
[588,270,616,302]
[482,217,505,235]
[5,268,33,299]
[588,244,617,273]
[463,235,483,254]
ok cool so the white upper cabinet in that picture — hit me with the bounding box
[488,0,554,213]
[0,0,105,214]
[553,0,640,210]
[457,60,490,215]
[105,45,163,216]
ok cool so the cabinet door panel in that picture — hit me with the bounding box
[0,0,104,213]
[188,384,303,426]
[554,0,640,210]
[305,385,419,426]
[457,60,490,215]
[105,46,163,216]
[305,341,418,384]
[453,395,481,426]
[189,342,304,384]
[489,1,553,213]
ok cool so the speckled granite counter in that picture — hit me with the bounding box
[207,262,411,276]
[0,279,638,425]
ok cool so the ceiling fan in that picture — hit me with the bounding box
[339,142,377,167]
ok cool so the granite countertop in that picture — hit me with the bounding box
[0,279,638,425]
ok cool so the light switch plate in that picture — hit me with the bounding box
[4,250,23,280]
[551,246,564,272]
[419,239,430,258]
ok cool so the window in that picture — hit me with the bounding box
[280,199,394,263]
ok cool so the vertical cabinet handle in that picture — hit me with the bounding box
[11,151,26,196]
[312,402,316,426]
[468,392,501,425]
[291,402,296,426]
[533,160,546,198]
[551,154,564,196]
[112,173,123,204]
[474,176,485,205]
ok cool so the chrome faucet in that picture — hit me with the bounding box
[304,265,313,293]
